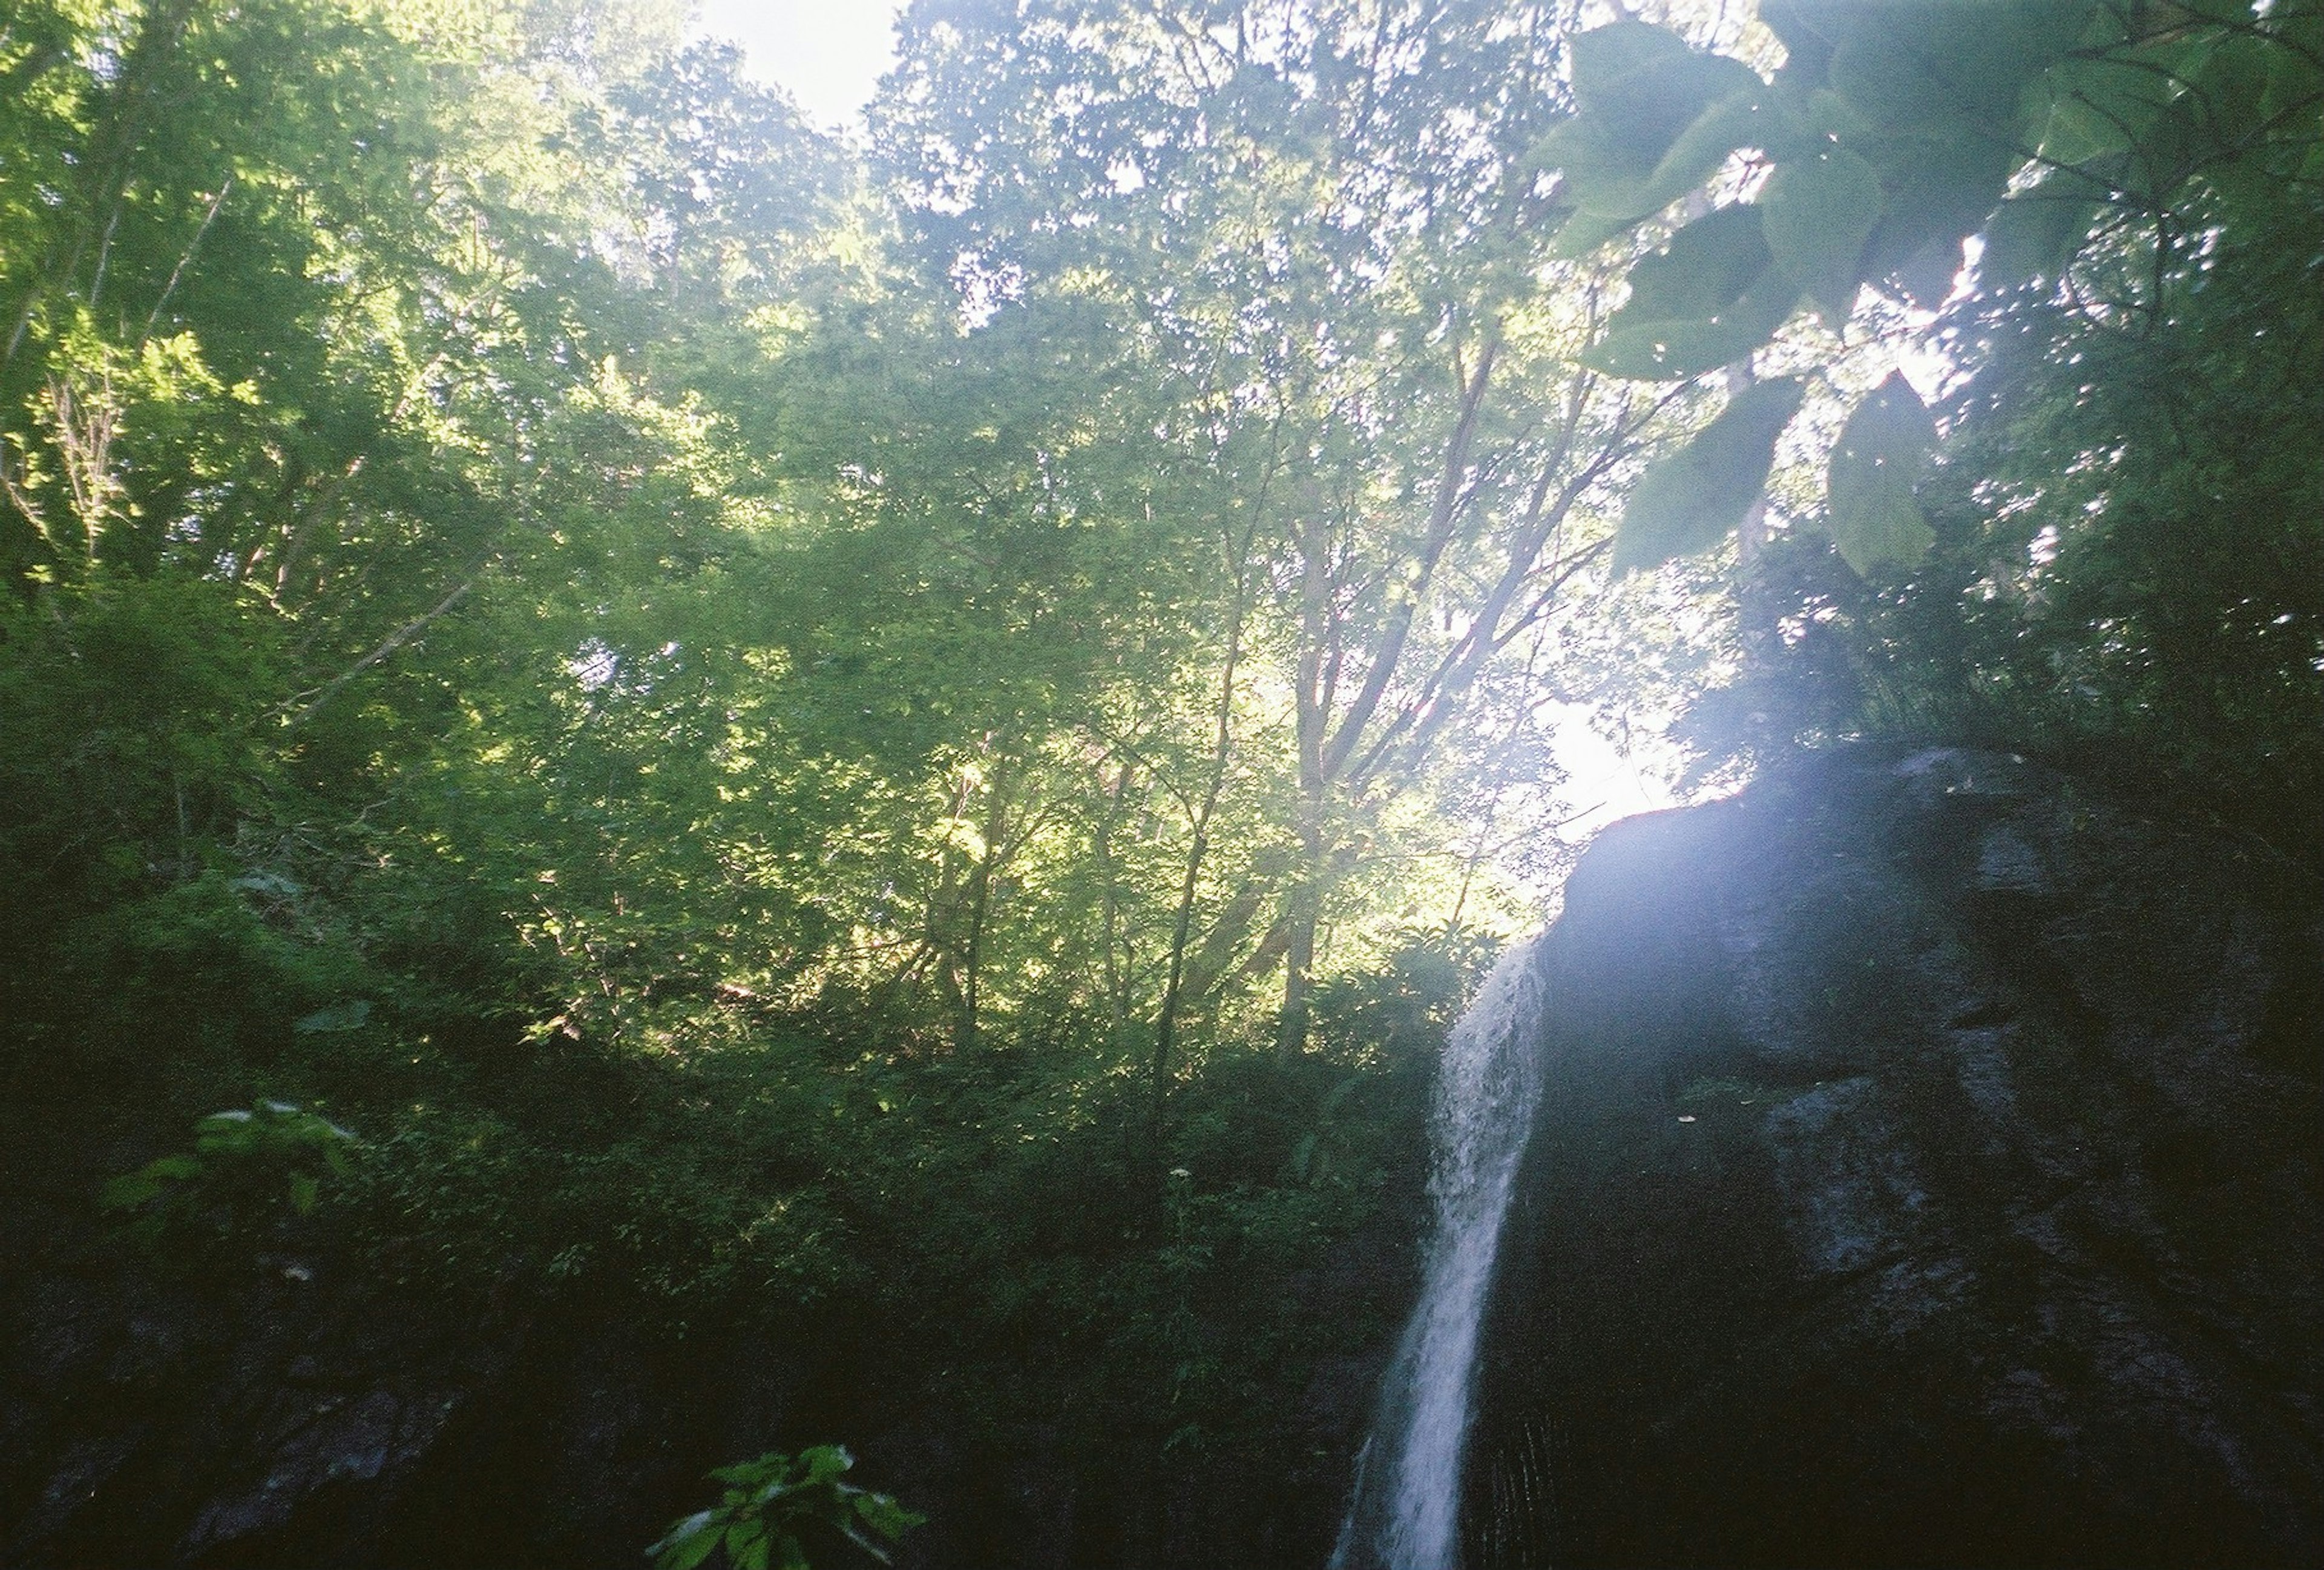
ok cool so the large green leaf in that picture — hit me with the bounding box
[1759,1,1851,79]
[1535,22,1773,254]
[1853,122,2020,289]
[1585,206,1801,378]
[1825,372,1937,574]
[1613,377,1806,573]
[801,1445,852,1483]
[1565,22,1765,159]
[854,1490,927,1539]
[1761,145,1882,327]
[1539,87,1769,232]
[1976,188,2093,293]
[2035,55,2179,166]
[649,1512,721,1570]
[1546,202,1647,261]
[2261,25,2324,118]
[1830,2,2089,131]
[2188,31,2277,148]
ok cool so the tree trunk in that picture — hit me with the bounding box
[1151,560,1248,1150]
[1280,502,1333,1057]
[951,757,1016,1054]
[1276,796,1325,1056]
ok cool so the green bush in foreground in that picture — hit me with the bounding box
[648,1446,923,1570]
[101,1101,356,1249]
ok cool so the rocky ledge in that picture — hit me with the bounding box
[1468,746,2321,1568]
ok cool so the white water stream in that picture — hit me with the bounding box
[1331,935,1548,1569]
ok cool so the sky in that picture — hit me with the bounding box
[1547,707,1676,841]
[692,1,910,133]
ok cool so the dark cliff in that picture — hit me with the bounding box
[1468,746,2322,1568]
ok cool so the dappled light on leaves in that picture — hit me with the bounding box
[0,1,2316,1563]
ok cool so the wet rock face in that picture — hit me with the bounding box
[1467,747,2322,1569]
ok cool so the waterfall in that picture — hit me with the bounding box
[1331,935,1548,1570]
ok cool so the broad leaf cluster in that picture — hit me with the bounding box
[1538,0,2323,576]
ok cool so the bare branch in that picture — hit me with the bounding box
[281,572,481,730]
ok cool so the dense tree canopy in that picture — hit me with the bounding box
[1,0,2316,1561]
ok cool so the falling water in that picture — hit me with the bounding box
[1331,935,1548,1570]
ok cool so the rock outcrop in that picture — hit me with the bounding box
[1467,747,2322,1567]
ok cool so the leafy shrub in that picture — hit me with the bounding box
[648,1445,923,1570]
[102,1100,356,1247]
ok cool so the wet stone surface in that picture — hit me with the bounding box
[1467,746,2322,1569]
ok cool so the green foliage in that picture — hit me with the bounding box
[102,1101,356,1245]
[1758,145,1880,330]
[1586,206,1799,380]
[1537,19,1770,254]
[5,2,2312,1560]
[1823,373,1935,576]
[1615,378,1804,573]
[648,1447,923,1570]
[1538,0,2324,573]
